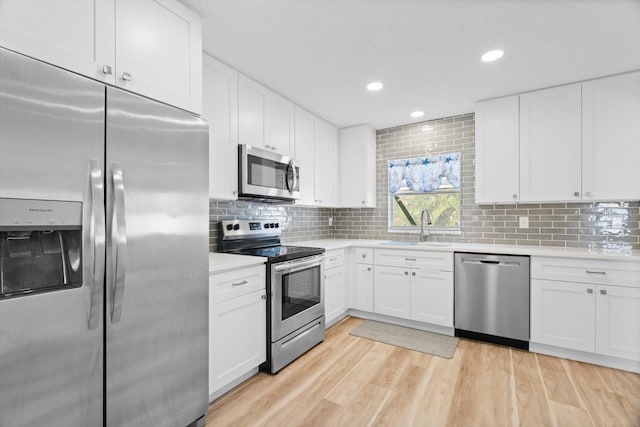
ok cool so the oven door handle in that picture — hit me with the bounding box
[274,257,324,274]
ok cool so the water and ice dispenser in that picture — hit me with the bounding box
[0,198,83,298]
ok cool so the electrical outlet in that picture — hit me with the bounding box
[519,216,529,229]
[328,217,333,226]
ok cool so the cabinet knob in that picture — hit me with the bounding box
[586,191,592,197]
[361,200,365,204]
[361,254,366,258]
[512,194,517,199]
[412,272,416,276]
[102,65,113,75]
[121,72,132,81]
[261,294,267,300]
[600,289,607,295]
[587,288,593,294]
[404,271,408,275]
[574,191,580,197]
[367,267,371,271]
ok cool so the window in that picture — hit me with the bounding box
[388,153,461,233]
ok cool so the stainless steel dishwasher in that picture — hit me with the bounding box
[454,253,530,349]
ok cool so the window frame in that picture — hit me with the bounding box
[387,189,462,235]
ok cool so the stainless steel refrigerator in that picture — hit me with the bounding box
[0,48,209,427]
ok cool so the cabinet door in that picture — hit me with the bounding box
[209,290,266,395]
[530,279,595,352]
[410,269,453,327]
[238,74,268,149]
[520,84,582,202]
[354,264,374,312]
[324,266,346,326]
[338,124,377,207]
[294,106,317,205]
[582,71,640,201]
[475,95,520,204]
[268,92,294,156]
[203,54,239,200]
[0,0,115,84]
[314,119,337,206]
[596,285,640,361]
[374,266,411,319]
[114,0,202,114]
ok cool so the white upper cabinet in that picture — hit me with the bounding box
[338,125,377,208]
[203,54,239,200]
[582,71,640,201]
[314,118,338,206]
[115,0,202,114]
[294,107,317,206]
[238,74,293,157]
[0,0,203,114]
[0,0,115,84]
[519,83,583,202]
[475,96,520,204]
[268,92,294,156]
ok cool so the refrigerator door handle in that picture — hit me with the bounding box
[110,162,127,323]
[88,160,106,330]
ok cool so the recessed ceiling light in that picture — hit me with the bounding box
[410,111,424,118]
[366,82,383,91]
[481,49,504,62]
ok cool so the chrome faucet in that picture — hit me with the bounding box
[420,208,433,242]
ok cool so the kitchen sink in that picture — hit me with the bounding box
[380,241,417,246]
[416,242,453,247]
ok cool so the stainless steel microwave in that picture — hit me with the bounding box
[238,144,300,202]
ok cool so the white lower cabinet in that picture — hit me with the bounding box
[410,268,454,327]
[324,250,346,326]
[354,263,374,312]
[531,279,596,352]
[209,265,266,397]
[374,265,412,319]
[531,257,640,363]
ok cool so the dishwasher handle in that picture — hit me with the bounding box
[461,258,521,267]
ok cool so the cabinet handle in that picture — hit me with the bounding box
[586,191,592,197]
[328,257,338,262]
[574,191,580,197]
[587,288,593,294]
[586,270,606,275]
[102,65,113,75]
[405,258,417,261]
[261,294,267,300]
[600,289,607,295]
[232,280,248,287]
[121,72,132,81]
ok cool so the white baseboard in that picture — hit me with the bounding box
[530,342,640,373]
[326,312,348,329]
[346,309,455,336]
[209,367,259,403]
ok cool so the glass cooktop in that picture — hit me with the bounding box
[232,245,324,263]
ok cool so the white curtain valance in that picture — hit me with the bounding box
[389,152,461,194]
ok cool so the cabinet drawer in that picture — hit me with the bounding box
[355,247,374,264]
[325,250,344,270]
[374,249,453,271]
[209,265,266,303]
[531,257,640,287]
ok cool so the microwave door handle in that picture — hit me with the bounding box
[87,159,106,330]
[290,159,298,194]
[109,163,127,323]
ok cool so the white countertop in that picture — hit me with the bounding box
[294,239,640,262]
[209,252,265,274]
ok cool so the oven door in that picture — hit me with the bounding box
[271,255,324,342]
[239,144,300,201]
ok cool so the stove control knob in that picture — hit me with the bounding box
[274,223,279,228]
[226,224,233,231]
[264,223,270,229]
[233,224,240,231]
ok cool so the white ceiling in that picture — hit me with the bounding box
[183,0,640,130]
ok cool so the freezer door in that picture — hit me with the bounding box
[0,48,105,426]
[105,87,209,427]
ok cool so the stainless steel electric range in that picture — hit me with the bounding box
[219,219,325,373]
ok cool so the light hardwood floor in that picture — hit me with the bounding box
[206,317,640,427]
